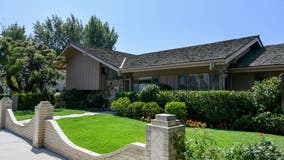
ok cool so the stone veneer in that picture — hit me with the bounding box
[0,97,185,160]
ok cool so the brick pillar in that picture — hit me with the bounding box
[0,97,12,128]
[146,114,185,160]
[33,101,53,148]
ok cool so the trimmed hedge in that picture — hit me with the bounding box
[142,102,163,118]
[127,101,145,118]
[111,97,130,116]
[17,93,44,110]
[252,112,284,135]
[157,90,256,128]
[165,101,187,120]
[61,89,107,109]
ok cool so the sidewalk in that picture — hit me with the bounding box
[0,129,65,160]
[19,112,98,124]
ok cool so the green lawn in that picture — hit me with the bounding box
[57,114,284,154]
[14,108,87,121]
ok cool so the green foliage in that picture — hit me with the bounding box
[17,93,44,110]
[157,90,256,128]
[142,102,163,118]
[111,97,130,116]
[116,91,140,102]
[157,83,173,91]
[127,101,145,119]
[165,101,187,120]
[251,77,281,113]
[61,89,107,109]
[84,15,118,50]
[140,84,160,102]
[225,138,284,160]
[184,130,224,160]
[252,112,284,135]
[0,94,4,99]
[1,23,26,41]
[34,14,83,54]
[0,37,64,93]
[233,115,252,131]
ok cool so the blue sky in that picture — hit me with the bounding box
[1,0,284,54]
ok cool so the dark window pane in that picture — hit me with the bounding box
[188,74,199,90]
[199,73,209,90]
[209,73,220,90]
[178,75,188,90]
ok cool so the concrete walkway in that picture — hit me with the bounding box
[0,129,65,160]
[19,112,98,124]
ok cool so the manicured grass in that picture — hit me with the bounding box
[57,114,146,154]
[14,108,87,121]
[185,128,284,150]
[57,114,284,154]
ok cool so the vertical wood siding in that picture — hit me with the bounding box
[66,52,100,90]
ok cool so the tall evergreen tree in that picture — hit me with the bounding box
[83,15,118,50]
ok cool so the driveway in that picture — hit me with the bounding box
[0,129,65,160]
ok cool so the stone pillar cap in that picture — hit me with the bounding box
[155,114,176,121]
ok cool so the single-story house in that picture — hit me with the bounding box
[60,35,284,93]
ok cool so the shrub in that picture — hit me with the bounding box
[111,97,130,116]
[165,101,187,120]
[233,115,252,131]
[127,101,145,118]
[225,138,284,160]
[140,84,160,102]
[0,94,4,99]
[157,83,173,91]
[17,93,44,110]
[61,89,107,109]
[251,76,281,113]
[252,112,284,135]
[116,91,140,102]
[54,92,63,108]
[184,130,224,160]
[142,102,163,118]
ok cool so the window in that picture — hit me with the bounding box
[178,75,187,90]
[188,74,199,90]
[133,76,158,91]
[178,73,220,90]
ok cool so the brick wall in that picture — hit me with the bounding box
[0,97,185,160]
[4,109,34,141]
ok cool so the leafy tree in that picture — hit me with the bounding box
[33,15,67,54]
[0,37,63,93]
[83,15,118,50]
[33,14,118,55]
[1,23,26,41]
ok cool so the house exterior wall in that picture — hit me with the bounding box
[129,66,221,90]
[66,52,100,90]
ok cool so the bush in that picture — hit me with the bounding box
[140,84,160,102]
[165,101,187,120]
[142,102,163,118]
[116,92,140,102]
[157,83,173,91]
[184,130,224,160]
[17,93,44,110]
[233,115,252,131]
[225,138,284,160]
[0,94,4,99]
[111,97,130,116]
[157,90,256,128]
[127,101,145,119]
[252,112,284,135]
[61,89,107,109]
[251,76,281,113]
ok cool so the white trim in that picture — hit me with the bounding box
[225,38,262,64]
[64,44,120,73]
[119,57,126,69]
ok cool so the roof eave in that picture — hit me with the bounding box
[120,59,225,73]
[228,64,284,73]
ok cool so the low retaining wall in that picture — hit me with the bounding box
[45,120,147,160]
[0,97,185,160]
[5,109,34,141]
